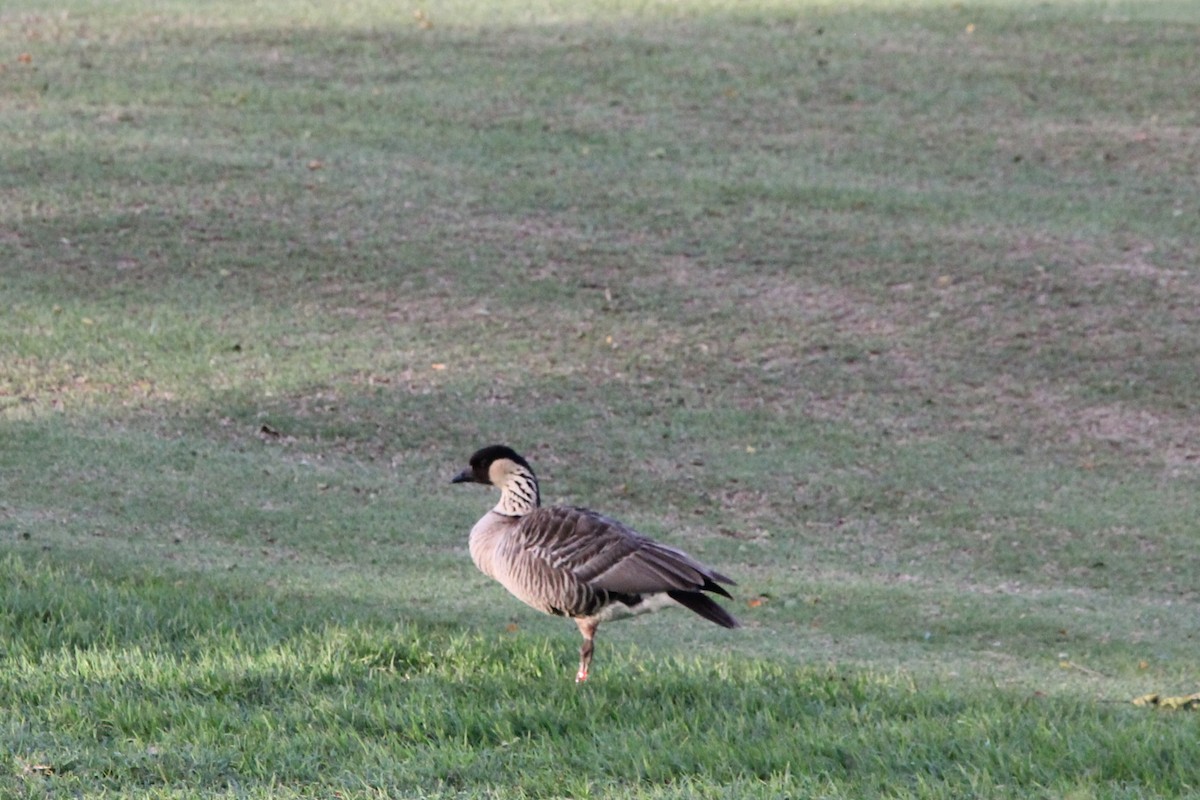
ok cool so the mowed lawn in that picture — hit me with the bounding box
[2,0,1199,797]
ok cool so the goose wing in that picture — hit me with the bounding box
[516,506,735,598]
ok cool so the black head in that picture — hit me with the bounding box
[451,444,533,485]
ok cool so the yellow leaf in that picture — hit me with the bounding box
[1132,692,1200,710]
[1132,690,1200,710]
[1160,694,1200,710]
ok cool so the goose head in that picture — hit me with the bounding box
[452,444,541,513]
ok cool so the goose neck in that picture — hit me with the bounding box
[494,470,540,516]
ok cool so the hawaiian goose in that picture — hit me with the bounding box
[451,444,739,682]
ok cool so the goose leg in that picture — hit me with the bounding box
[575,618,599,682]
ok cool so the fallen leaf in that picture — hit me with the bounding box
[18,53,33,64]
[1132,693,1200,710]
[430,363,447,371]
[1161,694,1200,710]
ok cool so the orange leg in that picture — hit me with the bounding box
[574,618,598,682]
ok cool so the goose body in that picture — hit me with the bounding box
[452,444,739,681]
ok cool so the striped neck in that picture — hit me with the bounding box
[495,468,540,516]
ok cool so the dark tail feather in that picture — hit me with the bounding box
[701,576,734,599]
[708,571,737,590]
[668,590,740,629]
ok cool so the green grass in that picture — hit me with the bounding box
[3,556,1197,799]
[3,0,1200,796]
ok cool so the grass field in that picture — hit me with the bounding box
[3,0,1200,797]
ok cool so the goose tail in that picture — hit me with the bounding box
[667,589,741,629]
